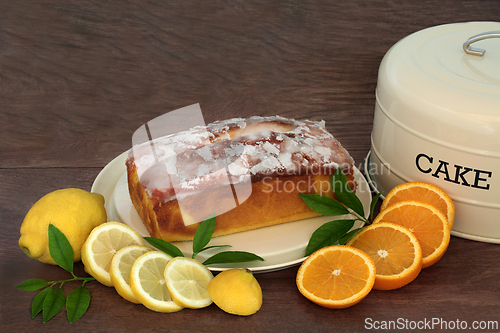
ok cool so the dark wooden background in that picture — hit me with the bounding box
[1,1,499,332]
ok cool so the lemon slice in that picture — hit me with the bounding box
[130,251,183,313]
[81,222,145,287]
[164,257,214,309]
[110,245,153,303]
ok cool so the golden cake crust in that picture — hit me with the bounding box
[127,158,354,241]
[126,115,356,242]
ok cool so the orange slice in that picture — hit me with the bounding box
[381,182,455,228]
[346,222,422,290]
[296,245,376,309]
[373,200,450,268]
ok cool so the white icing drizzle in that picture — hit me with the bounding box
[128,115,354,202]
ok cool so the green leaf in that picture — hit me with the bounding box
[369,192,383,222]
[338,227,364,245]
[16,226,98,323]
[16,278,49,291]
[331,168,365,218]
[305,219,355,256]
[66,285,91,324]
[42,287,66,323]
[143,237,184,258]
[192,214,216,258]
[195,244,232,255]
[48,224,74,273]
[299,193,350,216]
[31,287,51,319]
[202,251,265,266]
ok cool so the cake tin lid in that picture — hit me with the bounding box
[376,22,500,155]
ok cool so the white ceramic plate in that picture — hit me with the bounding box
[92,150,373,273]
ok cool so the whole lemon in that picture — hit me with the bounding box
[207,268,262,316]
[19,188,107,265]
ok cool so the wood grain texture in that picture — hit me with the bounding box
[1,0,500,332]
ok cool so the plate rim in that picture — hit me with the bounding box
[92,149,373,273]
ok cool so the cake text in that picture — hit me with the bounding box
[415,153,492,190]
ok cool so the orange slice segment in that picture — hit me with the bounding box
[296,245,375,309]
[346,222,422,290]
[373,200,450,268]
[381,182,455,228]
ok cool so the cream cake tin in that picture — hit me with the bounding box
[366,22,500,243]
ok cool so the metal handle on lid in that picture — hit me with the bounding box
[463,31,500,56]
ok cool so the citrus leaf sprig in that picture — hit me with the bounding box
[15,224,95,323]
[300,168,382,256]
[144,215,265,266]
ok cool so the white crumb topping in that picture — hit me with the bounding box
[129,115,354,203]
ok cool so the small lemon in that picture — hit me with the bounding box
[207,268,262,316]
[19,188,107,265]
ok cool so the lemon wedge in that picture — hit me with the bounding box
[208,268,262,316]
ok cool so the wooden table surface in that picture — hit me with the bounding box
[2,1,499,332]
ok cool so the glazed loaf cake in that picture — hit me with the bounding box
[126,116,356,242]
